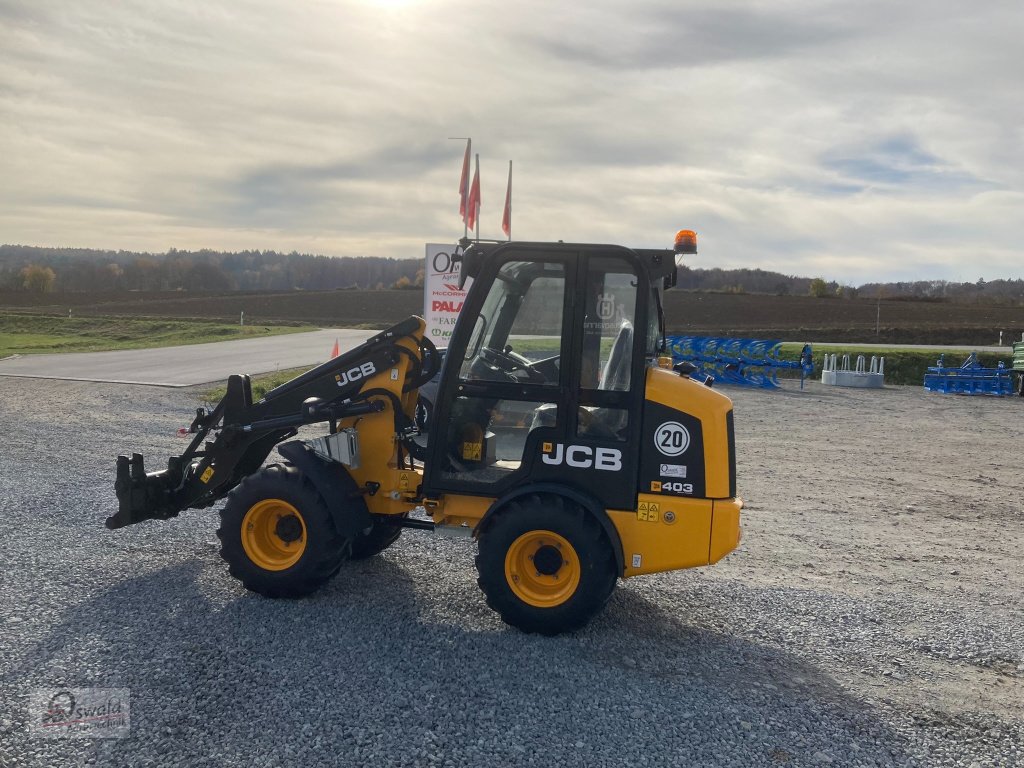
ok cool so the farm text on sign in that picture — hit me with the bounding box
[424,243,471,344]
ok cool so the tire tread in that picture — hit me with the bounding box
[475,494,617,635]
[216,463,349,598]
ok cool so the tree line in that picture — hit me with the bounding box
[1,244,1021,304]
[676,266,1024,303]
[0,246,423,293]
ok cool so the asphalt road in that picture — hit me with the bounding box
[0,331,1016,389]
[0,328,375,387]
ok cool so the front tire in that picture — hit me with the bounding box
[475,494,618,636]
[217,463,349,598]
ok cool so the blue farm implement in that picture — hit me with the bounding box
[1014,338,1024,397]
[923,352,1014,396]
[666,336,814,389]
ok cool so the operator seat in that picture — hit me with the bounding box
[530,320,634,438]
[589,320,633,436]
[600,320,633,391]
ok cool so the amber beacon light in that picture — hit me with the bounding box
[674,229,698,254]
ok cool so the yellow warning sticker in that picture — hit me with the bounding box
[542,442,553,453]
[399,473,410,490]
[200,467,215,484]
[651,481,662,492]
[462,442,482,461]
[637,501,660,522]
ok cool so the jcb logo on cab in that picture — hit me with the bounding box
[541,443,622,472]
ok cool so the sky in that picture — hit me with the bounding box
[1,0,1021,285]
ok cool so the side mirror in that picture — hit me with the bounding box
[457,242,486,290]
[664,266,677,290]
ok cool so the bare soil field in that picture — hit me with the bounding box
[0,376,1020,766]
[662,293,1024,345]
[3,289,1023,345]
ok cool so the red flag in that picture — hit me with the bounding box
[501,160,512,238]
[467,154,481,231]
[458,139,471,222]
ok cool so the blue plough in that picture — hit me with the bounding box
[666,336,814,389]
[923,352,1013,396]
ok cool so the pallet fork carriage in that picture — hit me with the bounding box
[111,232,743,635]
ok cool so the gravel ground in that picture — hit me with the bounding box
[0,377,1021,767]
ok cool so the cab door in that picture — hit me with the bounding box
[423,244,650,512]
[528,249,647,510]
[423,247,574,499]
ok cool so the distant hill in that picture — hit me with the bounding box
[1,244,1022,304]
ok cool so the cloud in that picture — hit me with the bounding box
[0,0,1022,283]
[526,3,859,71]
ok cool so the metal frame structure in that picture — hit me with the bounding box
[923,352,1014,396]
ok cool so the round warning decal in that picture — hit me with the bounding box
[654,421,690,457]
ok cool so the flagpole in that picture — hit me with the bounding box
[449,136,471,240]
[474,153,480,241]
[504,160,512,241]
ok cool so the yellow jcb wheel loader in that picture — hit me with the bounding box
[110,231,742,635]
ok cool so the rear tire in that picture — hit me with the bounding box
[217,463,349,598]
[1017,372,1024,397]
[475,494,618,636]
[349,517,403,560]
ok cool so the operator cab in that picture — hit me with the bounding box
[423,241,674,510]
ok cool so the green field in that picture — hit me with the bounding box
[2,311,1014,391]
[203,366,310,402]
[222,342,1008,401]
[0,314,310,358]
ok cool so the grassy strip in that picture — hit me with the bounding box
[202,367,310,403]
[0,314,310,358]
[201,340,1015,402]
[779,343,1015,386]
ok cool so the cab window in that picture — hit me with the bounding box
[458,260,564,386]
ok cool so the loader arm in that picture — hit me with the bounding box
[108,317,437,530]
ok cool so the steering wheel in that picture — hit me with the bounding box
[480,346,522,371]
[478,346,548,384]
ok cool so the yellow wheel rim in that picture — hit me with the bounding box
[504,530,580,608]
[241,499,307,571]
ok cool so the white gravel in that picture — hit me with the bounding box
[0,377,1021,767]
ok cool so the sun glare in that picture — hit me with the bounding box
[360,0,418,8]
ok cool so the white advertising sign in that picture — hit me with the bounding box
[424,243,470,346]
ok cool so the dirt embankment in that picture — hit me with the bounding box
[3,289,1024,345]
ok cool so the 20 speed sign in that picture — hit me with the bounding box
[654,421,690,457]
